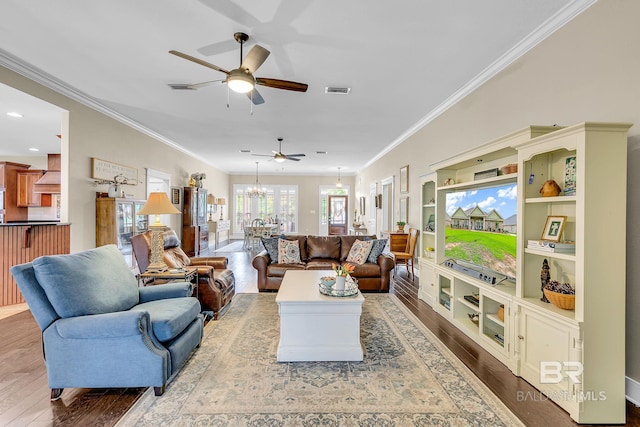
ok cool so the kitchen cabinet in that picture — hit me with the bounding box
[17,170,52,207]
[0,162,30,223]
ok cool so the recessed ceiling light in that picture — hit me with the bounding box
[29,148,39,152]
[7,112,23,118]
[316,151,327,154]
[240,149,251,153]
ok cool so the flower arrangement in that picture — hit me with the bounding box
[332,262,355,277]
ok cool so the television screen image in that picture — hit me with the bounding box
[445,183,517,280]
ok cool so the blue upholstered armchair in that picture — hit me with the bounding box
[10,244,203,399]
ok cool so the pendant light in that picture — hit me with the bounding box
[336,167,343,188]
[247,162,266,198]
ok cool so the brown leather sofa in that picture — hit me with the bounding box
[131,229,235,319]
[252,235,394,292]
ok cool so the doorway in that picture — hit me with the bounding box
[328,195,348,235]
[381,176,394,232]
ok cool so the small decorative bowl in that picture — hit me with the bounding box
[320,276,336,287]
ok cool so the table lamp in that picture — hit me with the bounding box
[137,192,181,273]
[207,194,217,221]
[217,198,225,220]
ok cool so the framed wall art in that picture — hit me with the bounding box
[171,186,182,206]
[400,165,409,193]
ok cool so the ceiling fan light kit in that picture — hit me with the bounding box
[227,69,255,93]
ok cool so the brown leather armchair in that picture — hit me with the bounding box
[131,229,235,319]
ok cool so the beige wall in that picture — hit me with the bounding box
[0,67,229,252]
[229,173,356,236]
[357,0,640,385]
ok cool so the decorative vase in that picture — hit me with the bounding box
[335,276,346,291]
[397,225,405,233]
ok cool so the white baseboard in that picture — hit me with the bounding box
[625,377,640,406]
[627,376,640,406]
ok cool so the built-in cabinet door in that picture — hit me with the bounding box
[516,304,581,417]
[418,259,436,307]
[17,170,43,207]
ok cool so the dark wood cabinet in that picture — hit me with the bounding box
[182,187,208,256]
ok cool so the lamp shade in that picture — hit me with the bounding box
[138,192,181,227]
[217,198,226,206]
[207,194,217,205]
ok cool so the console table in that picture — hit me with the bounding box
[207,220,230,249]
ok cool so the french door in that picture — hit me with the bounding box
[328,195,348,235]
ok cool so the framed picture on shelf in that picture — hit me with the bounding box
[564,155,576,196]
[359,196,366,216]
[400,165,409,193]
[541,215,566,242]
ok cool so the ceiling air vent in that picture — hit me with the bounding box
[325,86,351,95]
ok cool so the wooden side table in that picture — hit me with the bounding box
[139,267,198,297]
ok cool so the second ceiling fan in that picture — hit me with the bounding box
[253,138,305,162]
[169,32,308,105]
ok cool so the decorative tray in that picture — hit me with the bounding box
[319,278,359,297]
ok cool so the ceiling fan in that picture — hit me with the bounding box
[168,32,308,105]
[252,138,305,162]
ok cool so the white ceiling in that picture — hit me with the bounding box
[0,0,593,175]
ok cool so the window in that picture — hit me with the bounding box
[233,184,298,234]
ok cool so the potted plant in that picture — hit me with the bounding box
[396,221,406,232]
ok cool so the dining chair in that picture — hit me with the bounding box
[250,218,265,250]
[390,228,419,278]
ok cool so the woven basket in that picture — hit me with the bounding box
[544,289,575,310]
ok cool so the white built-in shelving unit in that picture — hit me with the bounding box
[418,123,630,424]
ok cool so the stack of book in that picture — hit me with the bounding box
[527,240,575,254]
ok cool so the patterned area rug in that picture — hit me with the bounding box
[117,294,523,426]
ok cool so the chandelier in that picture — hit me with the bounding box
[247,162,266,198]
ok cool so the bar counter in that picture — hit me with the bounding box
[1,222,70,306]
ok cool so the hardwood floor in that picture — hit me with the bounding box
[1,242,638,426]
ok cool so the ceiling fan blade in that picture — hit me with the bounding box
[285,156,301,161]
[285,153,305,157]
[251,154,274,157]
[256,77,308,92]
[247,88,265,105]
[168,80,224,90]
[241,44,270,73]
[169,50,230,75]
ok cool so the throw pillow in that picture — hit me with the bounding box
[346,239,374,265]
[261,236,283,263]
[367,238,388,263]
[278,239,302,264]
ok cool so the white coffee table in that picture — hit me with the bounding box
[275,270,364,362]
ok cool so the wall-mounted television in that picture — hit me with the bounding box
[444,183,517,281]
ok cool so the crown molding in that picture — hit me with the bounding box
[362,0,598,172]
